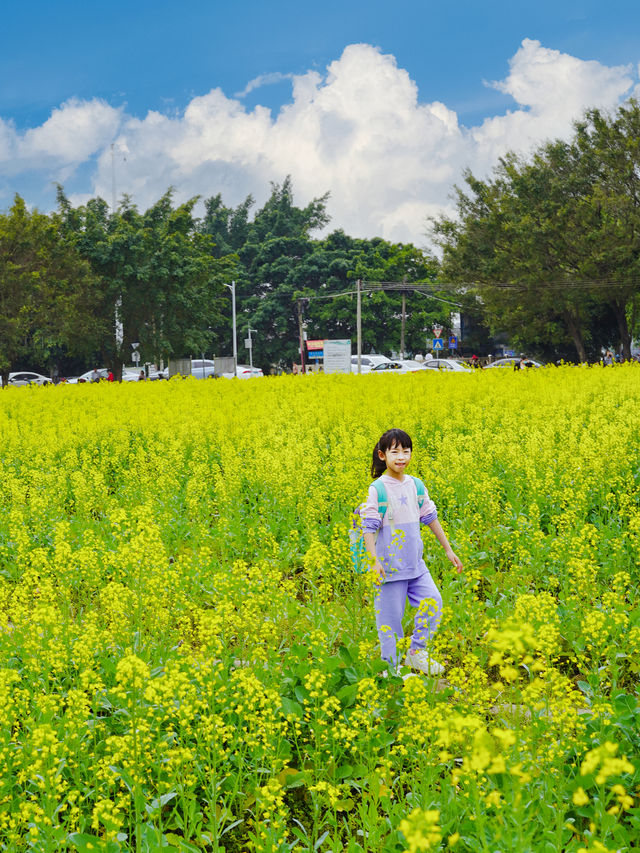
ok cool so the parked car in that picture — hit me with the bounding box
[485,357,543,369]
[8,371,52,386]
[65,369,109,384]
[398,359,428,373]
[423,358,473,372]
[191,359,216,379]
[122,369,142,382]
[370,360,426,374]
[66,368,139,383]
[147,367,169,381]
[350,354,392,373]
[222,365,264,379]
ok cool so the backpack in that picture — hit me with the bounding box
[350,476,427,573]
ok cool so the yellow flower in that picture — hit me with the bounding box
[572,787,590,806]
[399,808,442,852]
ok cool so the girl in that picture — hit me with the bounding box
[361,428,463,676]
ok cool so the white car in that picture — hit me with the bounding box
[351,354,392,373]
[122,369,143,382]
[222,365,264,379]
[370,360,426,374]
[398,359,428,373]
[8,371,52,386]
[65,369,109,384]
[191,358,216,378]
[423,358,473,372]
[147,367,169,381]
[66,368,139,383]
[485,357,543,369]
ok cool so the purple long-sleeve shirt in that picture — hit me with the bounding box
[361,474,438,581]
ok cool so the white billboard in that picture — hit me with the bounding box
[323,339,351,374]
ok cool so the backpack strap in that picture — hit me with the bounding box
[372,478,388,520]
[409,475,426,509]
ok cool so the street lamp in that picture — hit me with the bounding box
[223,280,237,378]
[245,326,257,371]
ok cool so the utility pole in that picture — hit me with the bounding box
[297,298,307,374]
[223,280,237,376]
[111,143,123,360]
[356,279,362,374]
[400,277,407,359]
[246,326,257,369]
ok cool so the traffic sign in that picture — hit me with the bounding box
[448,335,458,349]
[432,338,444,350]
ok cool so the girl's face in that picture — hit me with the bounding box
[378,441,411,478]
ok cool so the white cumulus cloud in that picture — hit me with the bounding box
[1,41,638,242]
[235,71,296,98]
[0,98,121,179]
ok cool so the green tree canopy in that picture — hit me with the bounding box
[201,179,449,369]
[433,100,640,362]
[57,188,233,377]
[0,196,96,385]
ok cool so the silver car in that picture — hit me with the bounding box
[191,359,216,379]
[350,354,392,373]
[222,365,264,379]
[65,369,109,384]
[423,358,472,372]
[485,357,543,369]
[7,371,52,386]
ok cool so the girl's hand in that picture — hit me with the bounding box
[446,548,463,574]
[372,559,386,581]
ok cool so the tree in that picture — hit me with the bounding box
[231,178,331,369]
[200,193,254,259]
[433,101,640,362]
[0,196,95,386]
[572,101,640,358]
[57,188,232,377]
[199,178,452,369]
[433,148,598,362]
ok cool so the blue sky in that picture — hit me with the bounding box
[2,0,640,242]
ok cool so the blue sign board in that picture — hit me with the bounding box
[308,350,324,359]
[448,335,458,349]
[432,338,444,350]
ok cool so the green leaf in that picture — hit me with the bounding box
[335,763,354,780]
[139,823,177,849]
[281,696,304,718]
[337,645,353,666]
[337,683,358,706]
[164,834,201,853]
[108,765,134,794]
[294,684,310,704]
[145,791,178,815]
[68,833,121,853]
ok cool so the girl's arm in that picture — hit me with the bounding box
[427,518,463,573]
[363,531,385,580]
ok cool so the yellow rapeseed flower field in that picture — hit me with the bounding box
[0,366,638,852]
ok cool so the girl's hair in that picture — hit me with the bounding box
[371,428,413,478]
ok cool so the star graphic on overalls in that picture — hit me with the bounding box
[399,494,408,505]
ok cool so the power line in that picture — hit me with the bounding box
[304,277,639,302]
[304,282,461,307]
[430,278,640,292]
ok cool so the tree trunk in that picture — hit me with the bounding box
[612,298,632,360]
[563,307,587,362]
